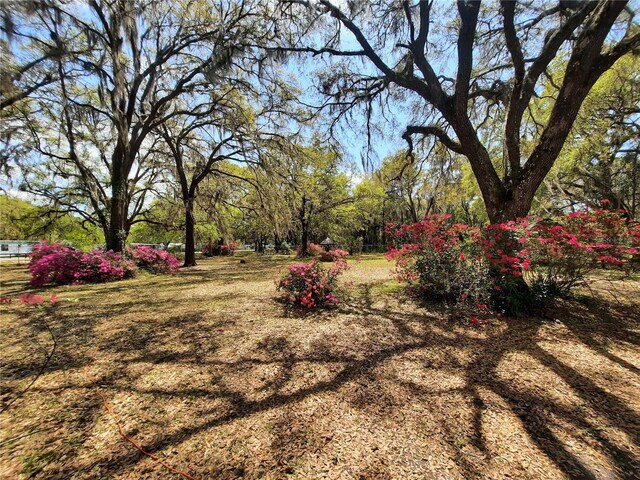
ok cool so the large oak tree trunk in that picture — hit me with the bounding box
[183,197,197,267]
[484,189,537,224]
[106,163,127,252]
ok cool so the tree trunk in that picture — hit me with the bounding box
[299,195,309,256]
[485,190,536,224]
[463,144,537,224]
[300,221,309,256]
[183,197,197,267]
[274,233,282,252]
[408,195,419,223]
[106,168,127,252]
[256,236,265,253]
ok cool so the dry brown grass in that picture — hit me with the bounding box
[1,254,639,479]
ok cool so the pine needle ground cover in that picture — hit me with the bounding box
[1,254,638,479]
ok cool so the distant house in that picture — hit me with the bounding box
[0,240,38,257]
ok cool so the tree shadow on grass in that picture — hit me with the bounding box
[2,268,639,479]
[556,295,640,376]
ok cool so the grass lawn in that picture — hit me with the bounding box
[1,253,639,479]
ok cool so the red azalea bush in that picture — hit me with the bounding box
[126,245,180,274]
[202,241,238,257]
[295,242,324,258]
[319,248,349,262]
[386,214,492,320]
[276,256,350,308]
[387,209,638,319]
[485,209,638,297]
[28,242,136,287]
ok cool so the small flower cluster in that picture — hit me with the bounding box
[202,241,238,257]
[126,245,180,274]
[0,293,60,305]
[18,293,59,305]
[276,255,350,308]
[28,242,136,287]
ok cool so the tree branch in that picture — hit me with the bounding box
[402,125,464,155]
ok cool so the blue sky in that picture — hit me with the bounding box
[4,0,639,199]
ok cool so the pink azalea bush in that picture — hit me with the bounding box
[276,255,350,308]
[319,248,349,262]
[126,245,180,274]
[295,242,324,258]
[485,208,638,295]
[28,242,136,287]
[387,208,639,319]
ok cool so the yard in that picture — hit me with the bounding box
[1,254,639,479]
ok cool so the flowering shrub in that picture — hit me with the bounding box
[319,248,349,262]
[386,214,492,320]
[28,241,71,264]
[295,242,324,258]
[276,256,350,308]
[481,219,534,312]
[126,245,180,274]
[387,209,638,318]
[485,209,638,296]
[28,242,136,287]
[202,241,238,257]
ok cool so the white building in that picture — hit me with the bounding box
[0,241,38,257]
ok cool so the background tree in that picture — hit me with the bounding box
[288,145,352,256]
[376,150,429,224]
[159,88,254,266]
[15,0,256,251]
[0,194,103,248]
[540,53,640,218]
[236,164,296,253]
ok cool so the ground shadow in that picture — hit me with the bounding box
[1,260,639,479]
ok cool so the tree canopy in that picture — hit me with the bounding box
[1,0,638,253]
